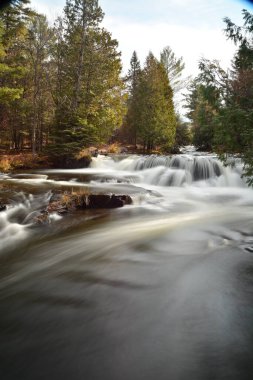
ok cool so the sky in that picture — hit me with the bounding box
[30,0,253,78]
[30,0,253,114]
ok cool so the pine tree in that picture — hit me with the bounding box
[24,14,54,153]
[184,59,228,151]
[0,0,34,150]
[137,53,176,152]
[160,46,185,94]
[215,10,253,183]
[51,0,125,160]
[124,51,141,144]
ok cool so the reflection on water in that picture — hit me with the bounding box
[1,151,253,379]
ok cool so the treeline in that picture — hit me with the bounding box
[185,9,253,183]
[0,0,190,161]
[0,0,125,159]
[120,47,190,152]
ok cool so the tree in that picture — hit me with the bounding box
[137,53,176,151]
[50,0,125,159]
[24,14,54,153]
[184,59,228,151]
[0,0,34,150]
[215,9,253,183]
[160,46,186,94]
[124,50,141,144]
[160,45,190,112]
[175,114,192,148]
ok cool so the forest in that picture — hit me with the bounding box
[0,0,253,182]
[2,3,253,379]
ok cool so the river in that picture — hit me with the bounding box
[1,151,253,379]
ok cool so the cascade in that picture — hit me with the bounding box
[92,154,245,187]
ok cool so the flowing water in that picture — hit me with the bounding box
[1,150,253,380]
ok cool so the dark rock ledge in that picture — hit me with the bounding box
[34,192,133,225]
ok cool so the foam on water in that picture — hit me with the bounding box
[0,152,252,257]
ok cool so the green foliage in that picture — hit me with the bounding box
[184,60,228,151]
[0,0,126,157]
[124,51,141,144]
[50,0,125,157]
[215,10,253,183]
[0,2,32,150]
[185,9,253,184]
[0,86,23,103]
[123,51,176,151]
[175,115,192,147]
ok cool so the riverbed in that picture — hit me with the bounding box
[1,152,253,379]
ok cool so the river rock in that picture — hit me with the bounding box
[0,202,6,212]
[34,211,51,225]
[47,192,132,214]
[47,200,68,214]
[86,194,131,208]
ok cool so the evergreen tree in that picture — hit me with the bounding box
[184,59,228,151]
[137,53,176,152]
[0,0,34,150]
[24,14,54,153]
[124,51,141,144]
[160,46,189,111]
[160,46,185,94]
[51,0,125,159]
[215,10,253,183]
[175,114,192,148]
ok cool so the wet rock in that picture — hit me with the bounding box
[49,192,62,203]
[87,194,112,208]
[118,195,132,205]
[34,211,50,225]
[47,200,68,214]
[46,192,133,214]
[0,203,7,212]
[0,198,7,211]
[86,194,132,209]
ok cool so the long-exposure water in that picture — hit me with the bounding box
[1,151,253,380]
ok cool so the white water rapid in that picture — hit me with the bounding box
[1,152,253,380]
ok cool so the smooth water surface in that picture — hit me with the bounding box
[1,151,253,380]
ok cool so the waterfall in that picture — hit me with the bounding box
[92,154,245,187]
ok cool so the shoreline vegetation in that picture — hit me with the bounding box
[0,1,253,183]
[0,143,183,173]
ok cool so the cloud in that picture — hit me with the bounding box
[31,0,63,23]
[30,0,237,114]
[103,17,236,76]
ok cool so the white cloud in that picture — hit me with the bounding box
[103,17,236,76]
[30,0,238,114]
[31,0,63,23]
[102,17,236,114]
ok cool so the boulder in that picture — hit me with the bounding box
[47,191,133,214]
[86,194,132,209]
[0,202,6,212]
[87,194,113,208]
